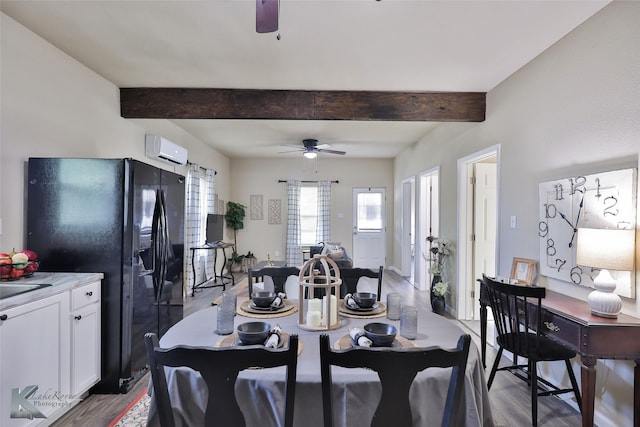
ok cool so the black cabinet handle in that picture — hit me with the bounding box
[86,291,93,297]
[0,314,7,321]
[74,315,82,320]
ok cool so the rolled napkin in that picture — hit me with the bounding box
[264,325,282,348]
[344,293,359,310]
[270,292,287,309]
[349,327,372,347]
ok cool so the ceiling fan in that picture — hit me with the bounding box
[280,139,347,159]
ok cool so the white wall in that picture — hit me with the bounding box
[229,157,394,264]
[0,13,230,250]
[394,2,640,425]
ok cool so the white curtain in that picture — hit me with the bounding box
[286,180,303,267]
[204,169,216,279]
[316,180,331,243]
[185,163,202,291]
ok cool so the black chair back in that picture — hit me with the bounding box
[339,266,384,300]
[247,266,301,296]
[319,333,471,427]
[144,332,299,427]
[483,274,545,357]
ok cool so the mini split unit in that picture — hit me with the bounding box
[145,134,188,165]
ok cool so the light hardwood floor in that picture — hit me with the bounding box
[53,271,583,426]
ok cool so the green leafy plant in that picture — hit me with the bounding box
[225,201,247,266]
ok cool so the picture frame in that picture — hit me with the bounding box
[510,257,536,285]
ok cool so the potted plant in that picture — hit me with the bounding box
[225,201,247,271]
[432,281,449,315]
[427,237,453,310]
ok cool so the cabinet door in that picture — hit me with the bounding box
[70,301,101,395]
[0,293,69,426]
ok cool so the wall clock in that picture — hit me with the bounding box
[538,168,637,298]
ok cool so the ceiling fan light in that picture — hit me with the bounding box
[303,151,317,159]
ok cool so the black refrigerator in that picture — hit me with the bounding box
[26,158,185,393]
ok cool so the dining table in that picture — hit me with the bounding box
[146,297,494,427]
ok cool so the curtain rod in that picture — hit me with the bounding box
[187,160,217,175]
[278,180,339,184]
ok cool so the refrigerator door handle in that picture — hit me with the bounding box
[155,189,170,304]
[152,189,164,302]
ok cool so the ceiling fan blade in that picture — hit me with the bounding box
[317,148,346,155]
[278,149,304,154]
[256,0,279,33]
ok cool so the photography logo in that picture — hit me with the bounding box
[10,385,46,420]
[10,384,81,420]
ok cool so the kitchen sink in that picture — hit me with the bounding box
[0,283,52,300]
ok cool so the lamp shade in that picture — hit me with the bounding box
[303,151,317,159]
[576,228,635,271]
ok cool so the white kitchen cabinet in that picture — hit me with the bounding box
[0,292,70,427]
[69,281,101,395]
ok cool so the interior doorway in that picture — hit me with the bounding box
[401,178,415,284]
[456,145,500,321]
[417,167,440,291]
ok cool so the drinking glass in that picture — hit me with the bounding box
[400,305,418,339]
[216,290,236,335]
[386,293,401,320]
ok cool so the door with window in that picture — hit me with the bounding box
[352,188,386,269]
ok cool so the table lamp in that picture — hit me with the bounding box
[576,228,635,318]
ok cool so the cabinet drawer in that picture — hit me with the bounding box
[71,281,100,311]
[538,311,582,348]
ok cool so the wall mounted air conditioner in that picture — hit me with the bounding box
[145,134,188,165]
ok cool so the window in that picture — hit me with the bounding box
[356,192,383,232]
[300,185,318,245]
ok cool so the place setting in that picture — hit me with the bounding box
[338,292,387,319]
[333,323,416,350]
[214,321,303,355]
[238,290,298,318]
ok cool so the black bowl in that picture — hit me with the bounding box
[252,291,276,308]
[364,323,397,346]
[353,292,377,308]
[237,322,272,345]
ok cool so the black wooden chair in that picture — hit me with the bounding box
[247,266,301,296]
[338,266,384,300]
[481,274,581,426]
[319,333,471,427]
[144,332,299,427]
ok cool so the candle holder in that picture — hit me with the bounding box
[298,255,342,331]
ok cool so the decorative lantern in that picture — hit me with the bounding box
[298,255,342,331]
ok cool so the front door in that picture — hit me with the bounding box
[352,188,386,269]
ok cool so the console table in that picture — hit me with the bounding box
[479,281,640,427]
[189,242,235,296]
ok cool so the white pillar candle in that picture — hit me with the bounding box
[322,295,338,325]
[307,310,321,328]
[308,298,322,313]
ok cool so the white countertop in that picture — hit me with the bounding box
[0,272,104,311]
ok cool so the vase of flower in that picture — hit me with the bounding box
[430,274,442,305]
[431,280,449,315]
[432,295,446,315]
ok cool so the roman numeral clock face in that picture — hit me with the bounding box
[538,168,637,298]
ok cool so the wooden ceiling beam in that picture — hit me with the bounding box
[120,88,485,122]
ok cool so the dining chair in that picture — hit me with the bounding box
[338,266,384,301]
[481,274,581,426]
[319,333,471,427]
[248,266,301,296]
[144,332,299,427]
